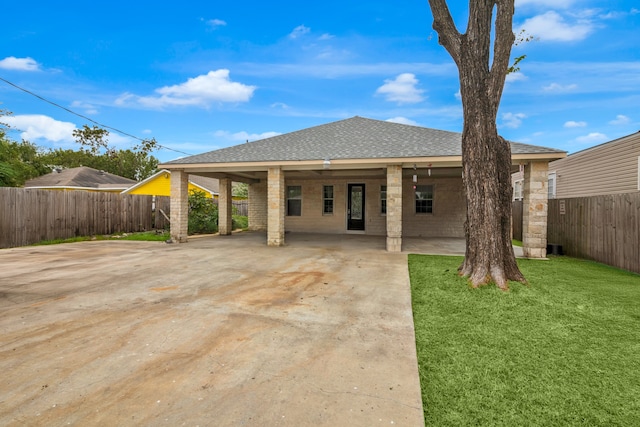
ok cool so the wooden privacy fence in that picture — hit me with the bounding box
[0,188,168,249]
[154,196,171,230]
[547,193,640,274]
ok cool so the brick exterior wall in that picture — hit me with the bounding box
[402,176,466,238]
[523,160,549,258]
[278,175,465,238]
[169,169,189,243]
[248,180,267,231]
[282,177,387,235]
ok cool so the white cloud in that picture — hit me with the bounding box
[501,112,527,129]
[386,117,419,126]
[205,18,227,29]
[517,11,593,42]
[70,100,99,115]
[599,11,624,19]
[609,114,630,125]
[575,132,608,144]
[375,73,425,104]
[543,82,578,92]
[270,102,290,109]
[0,56,40,71]
[142,129,152,134]
[115,70,256,109]
[318,33,335,40]
[289,25,310,39]
[515,0,575,8]
[506,72,527,84]
[454,90,461,100]
[564,121,587,128]
[214,130,281,142]
[3,115,76,142]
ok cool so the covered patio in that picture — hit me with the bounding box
[160,117,565,257]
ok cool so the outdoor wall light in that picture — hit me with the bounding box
[323,158,331,169]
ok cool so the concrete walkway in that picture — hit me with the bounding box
[0,231,425,426]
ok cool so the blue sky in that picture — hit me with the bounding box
[1,0,638,163]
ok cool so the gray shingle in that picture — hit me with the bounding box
[24,167,136,188]
[165,116,564,165]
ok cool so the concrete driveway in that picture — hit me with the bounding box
[0,232,424,426]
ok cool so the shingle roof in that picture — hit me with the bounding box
[165,116,564,165]
[24,166,136,189]
[188,174,220,193]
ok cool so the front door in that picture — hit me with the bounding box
[347,183,365,231]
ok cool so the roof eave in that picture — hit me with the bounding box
[160,152,566,172]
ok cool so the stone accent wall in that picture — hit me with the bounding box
[267,167,285,246]
[169,169,189,243]
[248,180,267,231]
[386,165,403,252]
[218,178,232,235]
[523,160,549,258]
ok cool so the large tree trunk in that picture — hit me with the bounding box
[428,0,526,289]
[458,81,525,289]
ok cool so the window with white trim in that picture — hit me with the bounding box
[380,185,387,214]
[548,172,556,199]
[322,185,334,215]
[513,179,523,201]
[415,185,433,214]
[287,185,302,216]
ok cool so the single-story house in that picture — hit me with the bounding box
[122,169,220,198]
[23,166,136,192]
[160,116,565,256]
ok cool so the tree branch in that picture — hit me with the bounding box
[427,0,462,64]
[489,0,516,104]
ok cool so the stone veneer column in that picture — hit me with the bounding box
[522,160,549,258]
[170,169,189,243]
[218,178,232,235]
[386,165,403,252]
[267,167,285,246]
[248,180,267,231]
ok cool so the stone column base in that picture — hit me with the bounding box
[267,236,284,247]
[524,247,547,258]
[386,236,402,252]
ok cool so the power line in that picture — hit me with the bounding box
[0,76,193,156]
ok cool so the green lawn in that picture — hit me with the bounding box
[409,255,640,426]
[32,230,170,245]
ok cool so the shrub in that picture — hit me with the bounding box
[232,215,248,230]
[188,189,218,234]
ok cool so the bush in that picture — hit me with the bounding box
[188,190,218,235]
[232,215,248,230]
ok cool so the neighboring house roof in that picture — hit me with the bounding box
[163,116,565,166]
[24,166,136,191]
[121,169,220,198]
[188,174,220,193]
